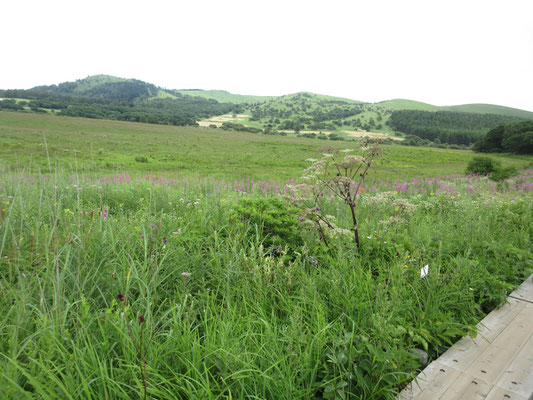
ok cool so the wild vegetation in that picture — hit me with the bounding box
[0,76,236,126]
[473,120,533,154]
[175,89,274,104]
[3,75,533,150]
[239,95,533,146]
[1,111,531,180]
[247,93,364,132]
[386,110,524,145]
[1,159,531,399]
[0,108,532,398]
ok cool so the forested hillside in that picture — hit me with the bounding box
[31,75,159,102]
[387,110,524,145]
[246,92,366,132]
[2,75,533,142]
[0,76,236,126]
[474,120,533,154]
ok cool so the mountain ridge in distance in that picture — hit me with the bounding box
[20,74,533,119]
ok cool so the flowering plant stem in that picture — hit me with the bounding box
[297,142,382,250]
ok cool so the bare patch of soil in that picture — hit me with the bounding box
[343,130,404,141]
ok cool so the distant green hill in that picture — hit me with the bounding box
[174,90,274,104]
[173,90,363,105]
[1,75,532,146]
[375,99,439,111]
[33,74,126,93]
[232,93,532,144]
[281,92,363,104]
[31,75,160,102]
[240,92,367,133]
[444,103,533,119]
[1,75,236,126]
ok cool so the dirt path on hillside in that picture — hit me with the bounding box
[343,130,404,141]
[278,130,331,135]
[198,114,250,127]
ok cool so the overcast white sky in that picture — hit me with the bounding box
[3,0,533,111]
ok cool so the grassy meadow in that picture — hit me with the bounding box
[0,111,530,180]
[1,110,532,399]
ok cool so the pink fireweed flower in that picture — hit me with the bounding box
[163,237,167,243]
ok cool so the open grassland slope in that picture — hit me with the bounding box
[0,111,530,180]
[174,89,275,104]
[445,103,533,119]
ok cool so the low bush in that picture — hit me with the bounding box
[465,156,501,175]
[229,196,303,253]
[135,155,148,163]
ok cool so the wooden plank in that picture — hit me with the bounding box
[438,299,526,372]
[437,373,493,399]
[475,298,526,341]
[408,362,462,400]
[398,361,446,399]
[399,361,461,399]
[463,303,533,383]
[466,345,523,384]
[509,273,533,303]
[398,275,533,400]
[492,328,533,398]
[489,303,533,349]
[484,386,530,400]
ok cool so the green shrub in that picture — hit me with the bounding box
[230,196,303,252]
[490,166,517,182]
[465,156,501,175]
[135,156,148,163]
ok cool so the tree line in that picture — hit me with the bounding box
[473,120,533,154]
[0,89,236,126]
[387,110,523,145]
[32,79,160,102]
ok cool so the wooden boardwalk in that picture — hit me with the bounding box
[399,274,533,400]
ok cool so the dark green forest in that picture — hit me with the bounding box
[387,110,523,145]
[0,79,236,126]
[32,79,160,102]
[473,120,533,154]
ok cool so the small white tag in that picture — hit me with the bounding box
[421,265,429,278]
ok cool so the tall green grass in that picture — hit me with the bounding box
[0,169,531,399]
